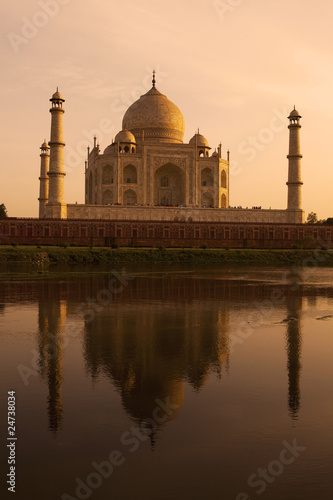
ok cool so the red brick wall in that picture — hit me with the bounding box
[0,218,332,248]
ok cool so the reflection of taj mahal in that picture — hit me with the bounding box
[39,72,304,224]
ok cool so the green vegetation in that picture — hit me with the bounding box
[0,245,333,265]
[306,212,333,224]
[0,203,7,218]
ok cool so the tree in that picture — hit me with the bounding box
[0,203,7,218]
[306,212,318,224]
[324,217,333,225]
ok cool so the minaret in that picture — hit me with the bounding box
[287,107,303,212]
[45,89,67,219]
[38,140,50,218]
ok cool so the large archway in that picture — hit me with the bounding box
[154,163,185,206]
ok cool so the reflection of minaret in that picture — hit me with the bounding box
[37,284,66,434]
[285,294,303,420]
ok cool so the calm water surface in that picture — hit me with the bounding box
[0,264,333,500]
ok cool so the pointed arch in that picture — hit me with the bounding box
[202,192,214,207]
[124,164,137,184]
[154,163,185,206]
[89,171,93,204]
[201,168,214,187]
[102,165,113,184]
[102,189,113,205]
[123,189,137,206]
[221,193,227,208]
[221,170,227,188]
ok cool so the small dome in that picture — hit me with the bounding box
[51,89,64,101]
[189,133,210,148]
[289,107,301,118]
[40,140,49,150]
[114,129,136,143]
[103,143,116,155]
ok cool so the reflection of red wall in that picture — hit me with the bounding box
[0,218,332,248]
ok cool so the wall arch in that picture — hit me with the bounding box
[102,165,113,184]
[201,168,214,187]
[102,189,113,205]
[202,192,214,207]
[89,171,93,204]
[221,170,227,188]
[123,189,137,205]
[221,193,227,208]
[124,164,137,184]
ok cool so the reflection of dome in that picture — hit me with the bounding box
[114,129,136,143]
[122,86,185,144]
[189,133,210,148]
[121,378,184,426]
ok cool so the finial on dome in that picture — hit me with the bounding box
[152,70,156,88]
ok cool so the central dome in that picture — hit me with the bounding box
[122,86,185,144]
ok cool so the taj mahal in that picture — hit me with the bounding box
[38,72,304,224]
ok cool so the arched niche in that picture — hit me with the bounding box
[202,192,214,207]
[124,164,137,184]
[221,170,227,188]
[102,165,113,184]
[123,189,137,206]
[221,193,227,208]
[154,163,185,206]
[102,189,113,205]
[201,168,214,187]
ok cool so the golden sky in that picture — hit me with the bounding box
[1,0,332,218]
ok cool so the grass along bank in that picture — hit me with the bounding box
[0,245,333,265]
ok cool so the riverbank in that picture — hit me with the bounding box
[0,245,333,265]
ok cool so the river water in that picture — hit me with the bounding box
[0,263,333,500]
